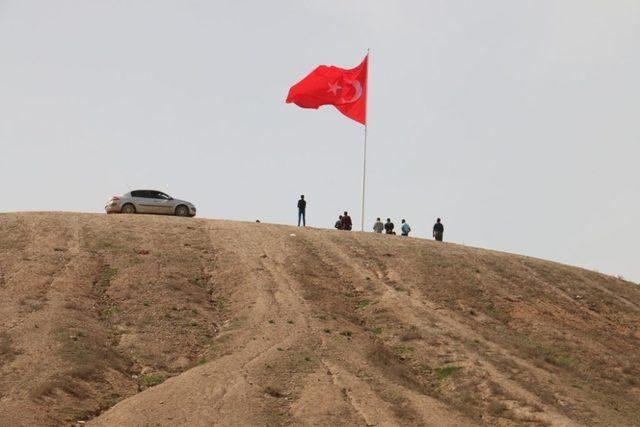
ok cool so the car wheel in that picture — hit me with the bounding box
[175,205,189,217]
[121,203,136,214]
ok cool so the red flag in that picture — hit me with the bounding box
[286,55,367,125]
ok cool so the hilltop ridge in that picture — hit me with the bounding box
[1,212,639,426]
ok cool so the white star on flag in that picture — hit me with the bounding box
[327,82,342,95]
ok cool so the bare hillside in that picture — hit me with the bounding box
[0,212,639,426]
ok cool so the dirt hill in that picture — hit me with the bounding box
[0,212,639,426]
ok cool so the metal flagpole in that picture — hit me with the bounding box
[360,49,370,231]
[361,122,367,231]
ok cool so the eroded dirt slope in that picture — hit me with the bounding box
[1,212,639,426]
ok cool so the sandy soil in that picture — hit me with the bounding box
[1,212,639,426]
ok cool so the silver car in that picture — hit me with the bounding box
[105,190,196,217]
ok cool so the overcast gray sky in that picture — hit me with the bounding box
[1,1,638,282]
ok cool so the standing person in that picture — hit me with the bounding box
[341,211,353,231]
[433,218,444,241]
[297,195,306,226]
[335,215,343,230]
[373,217,384,233]
[384,218,395,235]
[400,219,411,237]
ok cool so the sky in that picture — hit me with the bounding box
[0,1,638,282]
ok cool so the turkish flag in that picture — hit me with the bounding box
[286,55,367,125]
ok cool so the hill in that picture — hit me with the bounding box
[0,212,639,426]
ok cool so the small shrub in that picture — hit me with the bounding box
[434,366,462,380]
[99,266,119,283]
[356,299,371,309]
[340,331,353,337]
[100,306,121,320]
[213,297,227,310]
[323,328,332,334]
[392,345,413,356]
[369,326,383,335]
[143,374,165,387]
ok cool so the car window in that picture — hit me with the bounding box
[137,190,154,198]
[131,190,144,198]
[157,192,171,200]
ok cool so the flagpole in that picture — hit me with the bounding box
[360,48,369,232]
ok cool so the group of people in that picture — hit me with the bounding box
[296,195,445,241]
[372,217,444,241]
[372,217,411,236]
[334,212,353,230]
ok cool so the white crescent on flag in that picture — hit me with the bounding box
[341,80,362,103]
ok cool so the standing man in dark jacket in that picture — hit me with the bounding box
[384,218,395,235]
[433,218,444,241]
[341,211,353,231]
[297,195,306,226]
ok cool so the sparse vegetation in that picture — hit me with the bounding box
[99,306,121,320]
[356,299,371,309]
[340,330,353,337]
[435,366,462,380]
[99,266,119,284]
[392,345,413,356]
[369,326,383,335]
[516,335,574,368]
[142,374,166,387]
[213,296,228,310]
